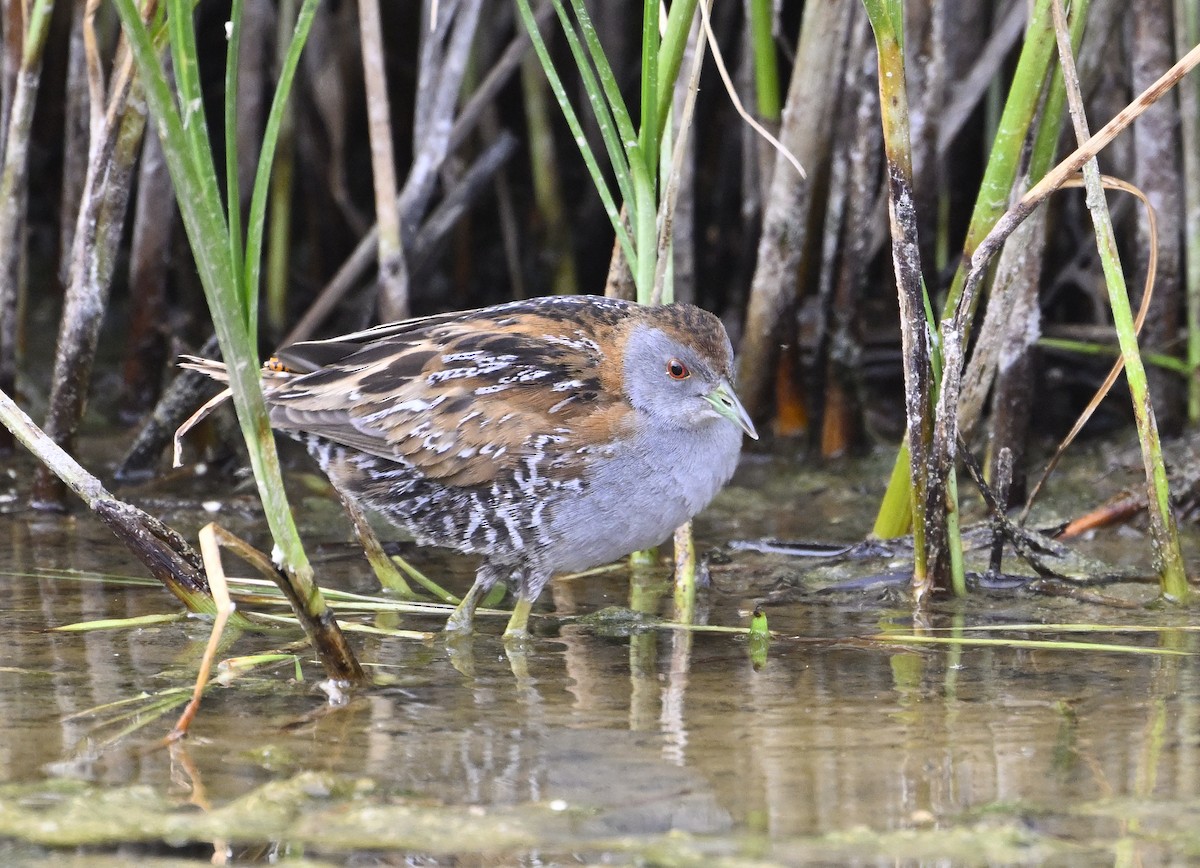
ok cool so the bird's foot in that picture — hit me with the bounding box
[443,606,475,636]
[502,596,535,641]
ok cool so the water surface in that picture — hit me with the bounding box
[0,446,1197,864]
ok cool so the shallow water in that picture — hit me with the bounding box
[1,445,1199,865]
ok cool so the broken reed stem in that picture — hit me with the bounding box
[862,0,936,600]
[1048,0,1188,602]
[168,522,236,740]
[199,524,365,682]
[0,386,215,611]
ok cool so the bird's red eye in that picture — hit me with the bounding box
[667,358,690,380]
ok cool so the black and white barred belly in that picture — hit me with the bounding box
[296,433,586,559]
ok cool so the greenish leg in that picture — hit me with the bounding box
[335,488,412,596]
[503,595,535,639]
[444,581,490,635]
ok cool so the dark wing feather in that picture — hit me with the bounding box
[265,298,634,486]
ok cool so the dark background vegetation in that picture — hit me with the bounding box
[1,0,1194,503]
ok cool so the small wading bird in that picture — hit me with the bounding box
[184,295,758,638]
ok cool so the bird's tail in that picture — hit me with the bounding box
[174,355,236,468]
[178,354,229,383]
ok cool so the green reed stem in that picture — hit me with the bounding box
[265,0,299,338]
[224,0,245,314]
[874,0,1058,540]
[517,0,635,265]
[862,0,935,596]
[747,0,780,121]
[654,0,700,135]
[113,0,363,680]
[748,606,770,670]
[246,0,312,339]
[1177,0,1200,421]
[1049,0,1188,603]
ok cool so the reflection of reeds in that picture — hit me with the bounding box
[2,1,1199,627]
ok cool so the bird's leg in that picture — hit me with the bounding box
[503,568,550,639]
[334,486,413,595]
[321,455,414,595]
[444,563,502,635]
[503,596,534,639]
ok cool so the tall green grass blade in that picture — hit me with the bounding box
[114,0,361,679]
[567,0,637,148]
[515,0,636,265]
[746,0,780,121]
[637,0,658,185]
[115,0,239,338]
[167,0,227,272]
[244,0,317,339]
[552,0,637,220]
[655,0,700,134]
[1048,1,1188,603]
[225,0,246,325]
